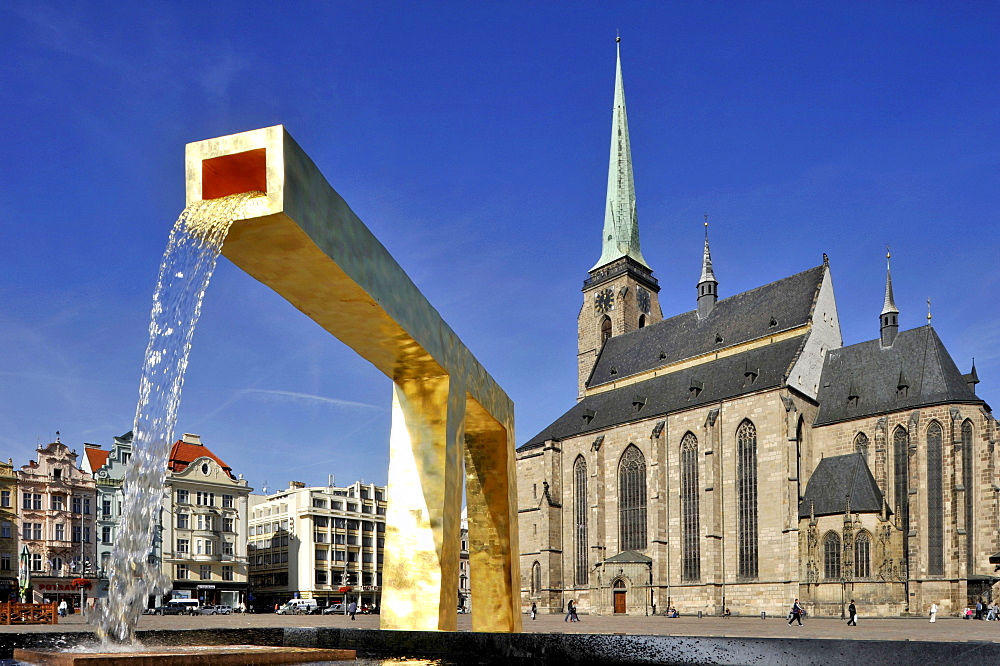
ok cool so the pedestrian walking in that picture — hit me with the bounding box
[788,599,803,626]
[846,600,857,626]
[530,602,537,620]
[564,599,574,622]
[58,600,67,617]
[929,602,938,623]
[348,601,357,620]
[976,600,983,620]
[571,600,580,622]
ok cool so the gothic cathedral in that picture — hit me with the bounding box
[516,41,997,618]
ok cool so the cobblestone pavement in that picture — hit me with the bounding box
[5,611,998,644]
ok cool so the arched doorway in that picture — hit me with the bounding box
[613,579,627,614]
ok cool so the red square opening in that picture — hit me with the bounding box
[202,148,267,200]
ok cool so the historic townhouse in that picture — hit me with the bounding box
[517,42,995,619]
[0,459,17,601]
[160,434,251,608]
[81,431,133,577]
[248,480,386,611]
[16,439,97,610]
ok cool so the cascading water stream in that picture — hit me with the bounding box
[92,192,263,644]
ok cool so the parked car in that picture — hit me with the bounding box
[321,603,344,615]
[165,599,200,615]
[196,604,234,615]
[276,599,318,615]
[145,605,185,616]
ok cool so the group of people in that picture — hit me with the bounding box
[563,600,580,622]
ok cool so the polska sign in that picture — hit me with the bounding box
[34,582,79,592]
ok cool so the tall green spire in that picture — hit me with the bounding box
[592,37,650,271]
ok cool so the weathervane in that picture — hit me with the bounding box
[927,298,932,322]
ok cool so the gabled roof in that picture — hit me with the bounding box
[815,325,984,426]
[520,334,808,451]
[84,447,109,472]
[800,452,885,519]
[604,550,652,564]
[168,440,235,480]
[589,265,826,388]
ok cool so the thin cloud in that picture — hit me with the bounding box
[235,388,383,411]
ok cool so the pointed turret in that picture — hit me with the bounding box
[697,217,718,318]
[591,38,650,271]
[880,247,899,347]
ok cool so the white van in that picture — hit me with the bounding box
[166,599,200,615]
[276,599,317,615]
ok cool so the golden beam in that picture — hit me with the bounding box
[184,126,521,632]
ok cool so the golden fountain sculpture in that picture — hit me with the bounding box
[185,126,521,633]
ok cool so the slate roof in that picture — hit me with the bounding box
[520,334,809,451]
[799,452,886,519]
[589,265,826,388]
[605,550,652,563]
[814,325,984,426]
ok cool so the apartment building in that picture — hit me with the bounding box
[248,480,386,611]
[0,459,17,601]
[160,434,251,608]
[81,431,133,577]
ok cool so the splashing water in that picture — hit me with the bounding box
[92,192,263,644]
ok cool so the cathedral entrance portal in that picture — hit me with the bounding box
[613,580,627,614]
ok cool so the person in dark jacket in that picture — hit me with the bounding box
[847,600,857,626]
[788,599,803,626]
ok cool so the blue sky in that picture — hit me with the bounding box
[2,2,997,493]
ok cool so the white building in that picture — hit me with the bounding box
[160,434,251,608]
[248,480,386,611]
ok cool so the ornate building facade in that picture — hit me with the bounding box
[517,42,996,619]
[16,439,97,609]
[160,433,251,608]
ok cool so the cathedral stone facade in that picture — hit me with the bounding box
[516,42,996,619]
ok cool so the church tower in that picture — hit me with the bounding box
[578,38,662,400]
[880,247,899,347]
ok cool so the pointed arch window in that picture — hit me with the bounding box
[638,314,646,329]
[531,561,541,597]
[736,419,758,580]
[601,316,612,346]
[962,420,974,571]
[824,532,842,579]
[618,445,647,551]
[854,531,871,579]
[854,432,870,463]
[573,455,588,586]
[680,432,700,581]
[927,421,944,575]
[892,426,909,532]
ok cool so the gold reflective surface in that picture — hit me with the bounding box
[185,126,520,632]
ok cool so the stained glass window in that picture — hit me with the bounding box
[962,420,974,571]
[824,532,841,579]
[619,445,647,551]
[736,420,758,580]
[893,426,909,532]
[574,455,588,586]
[855,531,871,578]
[854,432,870,462]
[681,432,700,581]
[927,421,944,575]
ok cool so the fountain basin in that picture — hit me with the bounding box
[14,644,355,665]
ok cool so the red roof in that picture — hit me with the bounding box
[167,440,235,480]
[85,447,109,472]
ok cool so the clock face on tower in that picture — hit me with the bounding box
[595,288,614,314]
[637,287,650,315]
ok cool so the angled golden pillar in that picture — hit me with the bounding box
[185,125,521,632]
